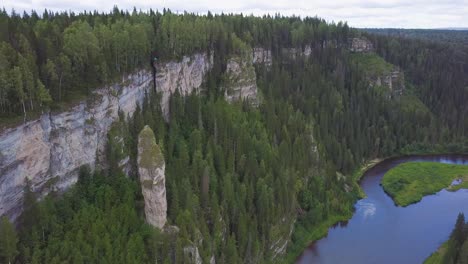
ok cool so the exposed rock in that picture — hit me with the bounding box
[223,54,259,105]
[371,69,405,99]
[183,245,203,264]
[252,47,272,66]
[281,45,312,59]
[137,125,167,229]
[0,53,214,220]
[349,37,374,53]
[163,225,180,236]
[0,71,151,219]
[155,53,213,119]
[269,217,296,260]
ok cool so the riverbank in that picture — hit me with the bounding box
[382,162,468,206]
[286,153,468,263]
[284,159,378,263]
[424,241,448,264]
[283,211,353,263]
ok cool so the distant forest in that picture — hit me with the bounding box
[365,28,468,47]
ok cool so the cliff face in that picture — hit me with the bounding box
[282,45,313,59]
[0,71,151,219]
[0,53,214,220]
[371,70,405,98]
[137,126,167,229]
[155,53,214,119]
[349,37,374,53]
[252,47,272,66]
[223,54,259,105]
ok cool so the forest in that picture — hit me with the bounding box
[0,7,468,264]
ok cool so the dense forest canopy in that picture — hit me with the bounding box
[365,28,468,47]
[0,7,350,120]
[0,6,467,264]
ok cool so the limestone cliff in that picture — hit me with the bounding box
[0,71,151,219]
[155,53,213,119]
[252,47,272,66]
[0,53,213,220]
[223,54,259,105]
[371,70,405,98]
[351,51,405,99]
[282,45,313,59]
[137,126,167,229]
[349,37,374,53]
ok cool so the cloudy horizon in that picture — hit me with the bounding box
[2,0,468,29]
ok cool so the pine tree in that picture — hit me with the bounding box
[0,216,18,264]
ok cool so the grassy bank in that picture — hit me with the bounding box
[382,162,468,206]
[424,241,448,264]
[282,212,353,263]
[282,160,375,263]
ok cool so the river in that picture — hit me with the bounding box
[297,154,468,264]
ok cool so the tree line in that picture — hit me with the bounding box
[0,7,350,120]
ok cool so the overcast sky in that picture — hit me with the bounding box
[2,0,468,28]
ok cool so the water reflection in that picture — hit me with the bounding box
[357,200,377,219]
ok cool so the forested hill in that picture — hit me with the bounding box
[0,7,352,123]
[0,7,468,264]
[365,28,468,46]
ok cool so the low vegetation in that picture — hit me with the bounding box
[424,241,449,264]
[424,213,468,264]
[382,162,468,206]
[350,52,394,76]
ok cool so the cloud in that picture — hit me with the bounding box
[2,0,468,28]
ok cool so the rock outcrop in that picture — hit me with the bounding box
[137,126,167,229]
[183,245,203,264]
[0,53,213,220]
[349,37,374,53]
[0,71,151,219]
[223,54,259,105]
[282,45,313,59]
[155,53,213,119]
[252,47,272,66]
[371,70,405,98]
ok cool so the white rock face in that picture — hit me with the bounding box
[370,69,405,99]
[183,245,203,264]
[281,45,313,59]
[137,126,167,229]
[0,71,151,219]
[349,37,374,53]
[223,55,259,105]
[0,53,213,220]
[155,53,214,119]
[252,47,272,66]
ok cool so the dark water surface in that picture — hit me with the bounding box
[297,154,468,264]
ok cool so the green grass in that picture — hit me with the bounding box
[351,159,382,199]
[424,240,448,264]
[282,212,353,263]
[399,94,431,115]
[382,162,468,206]
[282,160,375,263]
[350,53,394,76]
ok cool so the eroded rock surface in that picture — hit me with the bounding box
[0,53,213,220]
[137,125,167,229]
[155,53,213,119]
[223,54,259,105]
[349,37,374,52]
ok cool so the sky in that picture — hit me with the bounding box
[2,0,468,29]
